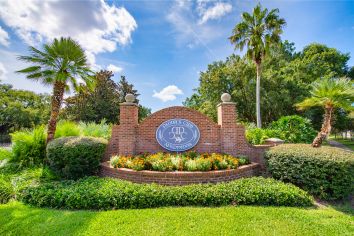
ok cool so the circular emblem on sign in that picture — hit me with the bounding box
[156,119,200,152]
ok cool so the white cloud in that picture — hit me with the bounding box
[0,62,8,80]
[153,85,183,102]
[0,26,10,47]
[107,64,123,73]
[166,1,232,54]
[197,2,232,25]
[0,0,137,67]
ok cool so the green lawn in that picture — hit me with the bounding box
[332,138,354,151]
[0,201,353,236]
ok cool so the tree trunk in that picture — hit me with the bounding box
[312,106,333,147]
[46,81,65,143]
[256,62,262,128]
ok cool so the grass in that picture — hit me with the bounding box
[0,201,353,236]
[331,138,354,151]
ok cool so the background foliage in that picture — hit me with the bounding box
[0,83,50,142]
[61,71,151,123]
[184,42,353,131]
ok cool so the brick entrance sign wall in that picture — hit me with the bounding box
[104,93,268,166]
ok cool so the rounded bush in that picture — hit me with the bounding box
[265,144,354,200]
[20,176,313,210]
[47,137,107,180]
[269,115,316,143]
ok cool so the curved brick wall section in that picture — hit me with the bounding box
[136,106,221,154]
[100,162,261,186]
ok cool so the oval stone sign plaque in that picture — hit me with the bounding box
[156,118,200,152]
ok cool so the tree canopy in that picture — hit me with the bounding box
[184,42,353,130]
[61,71,151,123]
[0,82,50,141]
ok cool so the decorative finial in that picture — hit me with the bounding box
[221,93,231,103]
[125,93,135,103]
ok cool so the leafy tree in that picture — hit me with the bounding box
[184,43,299,123]
[296,78,353,147]
[229,3,286,127]
[0,83,50,141]
[17,37,94,143]
[63,70,120,123]
[185,41,352,129]
[284,43,350,84]
[62,72,151,123]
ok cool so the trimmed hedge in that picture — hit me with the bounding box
[20,176,313,210]
[47,137,107,180]
[265,144,354,200]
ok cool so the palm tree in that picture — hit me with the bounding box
[229,4,286,128]
[296,78,353,147]
[17,37,94,143]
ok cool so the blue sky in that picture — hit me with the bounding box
[0,0,353,112]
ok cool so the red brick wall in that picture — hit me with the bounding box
[105,103,268,167]
[136,106,221,153]
[100,162,261,185]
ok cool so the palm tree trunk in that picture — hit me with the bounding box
[312,106,333,147]
[46,81,65,143]
[256,62,262,128]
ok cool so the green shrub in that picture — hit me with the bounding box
[79,120,111,139]
[0,148,12,161]
[0,163,58,204]
[11,126,46,166]
[269,115,316,143]
[0,176,14,204]
[55,120,81,138]
[265,144,354,200]
[246,128,282,145]
[20,176,313,210]
[47,137,107,179]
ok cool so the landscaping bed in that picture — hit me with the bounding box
[100,161,260,185]
[110,152,250,171]
[105,152,259,185]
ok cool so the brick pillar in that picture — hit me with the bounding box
[118,94,138,155]
[217,93,238,155]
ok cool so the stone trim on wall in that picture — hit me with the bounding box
[100,161,261,186]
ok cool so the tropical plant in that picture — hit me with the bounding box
[17,37,94,143]
[296,78,354,147]
[10,126,47,166]
[229,3,286,127]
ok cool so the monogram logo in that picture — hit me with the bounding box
[169,127,186,143]
[156,119,200,152]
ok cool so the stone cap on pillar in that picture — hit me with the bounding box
[217,93,236,107]
[120,93,138,106]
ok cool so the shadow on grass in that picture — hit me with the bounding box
[315,196,354,216]
[0,201,96,235]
